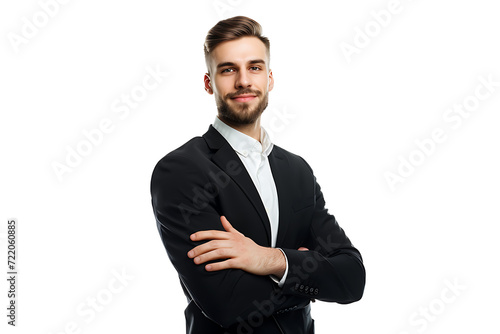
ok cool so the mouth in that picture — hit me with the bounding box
[230,94,257,103]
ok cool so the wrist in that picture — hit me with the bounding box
[266,248,286,278]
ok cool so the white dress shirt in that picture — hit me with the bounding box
[212,116,289,286]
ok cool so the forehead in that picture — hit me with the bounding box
[210,36,269,67]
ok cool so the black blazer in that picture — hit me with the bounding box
[151,125,365,333]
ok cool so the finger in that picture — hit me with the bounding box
[192,248,233,265]
[190,230,231,241]
[188,240,229,258]
[298,247,309,251]
[205,259,237,272]
[220,216,235,232]
[221,216,243,235]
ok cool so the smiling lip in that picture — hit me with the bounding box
[231,94,256,102]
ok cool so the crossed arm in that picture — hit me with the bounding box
[187,215,309,278]
[188,215,288,277]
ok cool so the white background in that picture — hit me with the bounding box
[1,0,499,333]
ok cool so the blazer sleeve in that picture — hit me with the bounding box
[150,153,310,328]
[280,158,366,303]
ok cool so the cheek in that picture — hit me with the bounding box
[214,79,234,95]
[258,75,271,91]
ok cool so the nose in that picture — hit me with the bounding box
[235,70,251,89]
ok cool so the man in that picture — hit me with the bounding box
[151,16,365,333]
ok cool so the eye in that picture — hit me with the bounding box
[221,68,235,73]
[250,66,262,71]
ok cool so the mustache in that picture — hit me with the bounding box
[226,88,262,99]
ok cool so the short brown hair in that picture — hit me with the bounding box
[204,16,270,75]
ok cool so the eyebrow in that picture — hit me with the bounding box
[216,59,266,69]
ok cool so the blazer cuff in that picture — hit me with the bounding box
[269,248,289,288]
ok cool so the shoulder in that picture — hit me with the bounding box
[150,136,211,189]
[271,144,314,174]
[155,135,206,165]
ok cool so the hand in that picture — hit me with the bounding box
[187,216,286,278]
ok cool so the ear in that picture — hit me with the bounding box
[268,70,274,92]
[204,73,213,95]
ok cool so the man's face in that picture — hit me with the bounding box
[205,36,274,126]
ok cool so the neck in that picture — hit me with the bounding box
[218,116,262,142]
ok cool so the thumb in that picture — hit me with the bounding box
[220,216,236,233]
[298,247,309,251]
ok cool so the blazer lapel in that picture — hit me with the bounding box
[268,147,293,247]
[203,125,272,246]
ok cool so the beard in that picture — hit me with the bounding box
[216,88,269,126]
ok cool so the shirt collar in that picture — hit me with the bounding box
[212,116,274,157]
